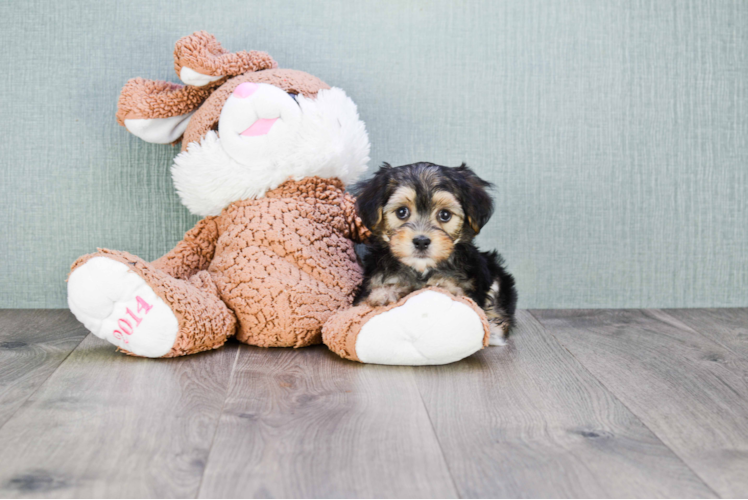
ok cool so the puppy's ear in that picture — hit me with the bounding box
[351,163,393,230]
[452,163,494,234]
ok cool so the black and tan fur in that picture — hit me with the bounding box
[353,162,518,342]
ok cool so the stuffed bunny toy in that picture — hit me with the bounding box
[67,32,490,364]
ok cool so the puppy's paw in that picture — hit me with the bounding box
[488,320,511,346]
[364,285,408,307]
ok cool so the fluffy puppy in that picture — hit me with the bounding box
[352,162,518,344]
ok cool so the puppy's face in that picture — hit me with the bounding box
[354,162,494,273]
[383,185,464,272]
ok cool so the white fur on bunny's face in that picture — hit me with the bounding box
[171,86,370,217]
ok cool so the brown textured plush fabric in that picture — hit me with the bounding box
[71,250,237,358]
[180,69,330,151]
[115,78,212,125]
[322,287,492,362]
[210,177,365,347]
[151,216,219,280]
[72,177,368,356]
[173,31,277,79]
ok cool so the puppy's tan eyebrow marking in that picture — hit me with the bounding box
[432,191,463,216]
[384,186,416,213]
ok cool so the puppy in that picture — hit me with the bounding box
[352,162,518,344]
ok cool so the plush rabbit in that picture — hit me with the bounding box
[67,32,490,364]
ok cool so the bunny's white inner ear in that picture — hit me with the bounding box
[179,67,224,87]
[124,111,195,144]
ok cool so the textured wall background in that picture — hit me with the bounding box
[1,0,746,308]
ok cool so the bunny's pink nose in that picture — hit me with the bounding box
[233,82,259,99]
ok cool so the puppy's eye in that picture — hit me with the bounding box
[396,207,410,220]
[438,209,452,222]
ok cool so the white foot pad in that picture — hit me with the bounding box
[355,291,485,365]
[67,257,179,358]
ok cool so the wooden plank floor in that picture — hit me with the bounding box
[0,308,745,498]
[532,309,748,498]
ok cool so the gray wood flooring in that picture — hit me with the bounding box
[0,308,745,498]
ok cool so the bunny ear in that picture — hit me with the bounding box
[173,31,277,87]
[117,33,277,143]
[116,78,212,144]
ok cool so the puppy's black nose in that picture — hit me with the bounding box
[412,236,431,250]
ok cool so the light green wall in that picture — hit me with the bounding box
[1,0,746,308]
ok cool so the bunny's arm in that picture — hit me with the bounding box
[341,193,371,244]
[151,216,220,280]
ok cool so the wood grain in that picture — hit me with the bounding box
[663,308,748,360]
[0,334,239,498]
[0,310,86,429]
[532,309,748,498]
[197,345,457,499]
[2,309,746,497]
[413,310,715,498]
